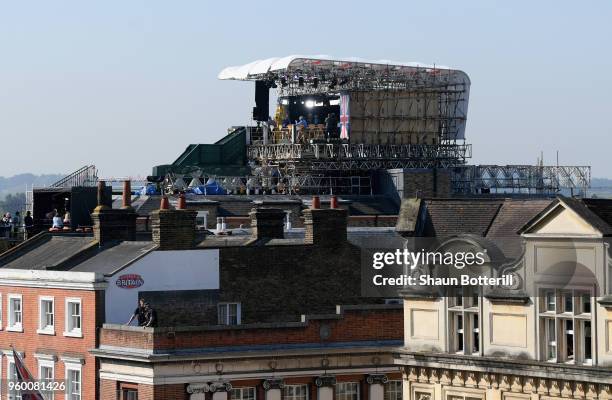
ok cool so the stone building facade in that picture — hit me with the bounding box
[396,197,612,400]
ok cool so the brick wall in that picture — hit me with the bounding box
[141,289,218,326]
[219,241,371,323]
[0,285,102,400]
[99,307,403,351]
[151,209,197,250]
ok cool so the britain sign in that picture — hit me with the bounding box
[116,274,144,289]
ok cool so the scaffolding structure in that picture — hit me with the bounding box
[159,56,593,196]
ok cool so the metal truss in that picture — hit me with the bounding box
[451,165,591,193]
[248,143,471,164]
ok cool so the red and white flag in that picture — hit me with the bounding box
[12,348,46,400]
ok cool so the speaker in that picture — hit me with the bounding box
[254,81,269,121]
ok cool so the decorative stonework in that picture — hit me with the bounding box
[522,377,536,394]
[399,365,612,400]
[498,375,510,391]
[477,374,491,389]
[574,382,586,400]
[366,374,389,385]
[549,380,561,397]
[314,375,336,388]
[537,379,549,395]
[510,376,522,392]
[440,370,452,385]
[210,382,233,393]
[451,371,464,387]
[187,383,210,394]
[262,378,284,391]
[418,369,429,383]
[464,372,478,388]
[562,381,574,398]
[187,382,233,394]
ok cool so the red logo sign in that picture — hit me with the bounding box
[116,274,144,289]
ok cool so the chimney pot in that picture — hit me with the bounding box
[177,193,186,210]
[122,180,132,209]
[311,196,320,209]
[160,195,170,210]
[330,195,338,209]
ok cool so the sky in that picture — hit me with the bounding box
[0,0,610,178]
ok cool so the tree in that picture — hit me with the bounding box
[0,192,27,215]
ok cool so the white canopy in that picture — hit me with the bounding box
[218,55,463,81]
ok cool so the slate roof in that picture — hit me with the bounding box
[0,234,96,270]
[422,199,504,237]
[67,241,156,275]
[486,199,553,238]
[394,198,558,259]
[0,233,156,274]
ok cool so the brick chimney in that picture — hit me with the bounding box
[151,195,197,250]
[249,208,285,240]
[303,198,347,245]
[91,181,137,245]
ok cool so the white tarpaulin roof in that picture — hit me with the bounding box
[218,55,462,81]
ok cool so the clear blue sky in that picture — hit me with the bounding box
[1,0,610,178]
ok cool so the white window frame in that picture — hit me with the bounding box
[0,293,3,330]
[64,360,83,400]
[284,384,309,400]
[38,296,55,335]
[64,298,82,338]
[447,287,481,355]
[7,354,22,400]
[7,294,23,332]
[231,386,256,400]
[38,357,55,400]
[538,287,594,365]
[336,382,360,400]
[384,380,403,400]
[218,302,241,325]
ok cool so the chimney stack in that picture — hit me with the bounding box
[303,207,347,246]
[151,195,197,250]
[249,208,285,240]
[91,180,136,245]
[122,180,132,209]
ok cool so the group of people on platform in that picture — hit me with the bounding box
[0,211,33,238]
[268,109,341,143]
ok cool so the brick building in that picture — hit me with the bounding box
[0,183,405,399]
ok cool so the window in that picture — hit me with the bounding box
[231,387,255,400]
[284,385,308,400]
[119,383,139,400]
[38,296,55,334]
[64,298,82,337]
[38,360,55,400]
[8,294,23,332]
[218,303,241,325]
[336,382,359,400]
[66,367,81,400]
[448,288,480,354]
[0,294,3,329]
[8,359,22,400]
[384,381,403,400]
[539,288,593,365]
[444,388,485,400]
